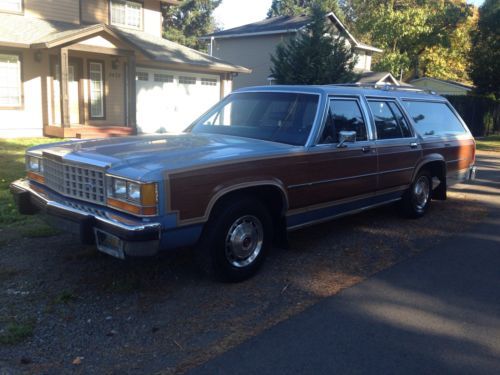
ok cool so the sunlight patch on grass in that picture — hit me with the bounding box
[476,135,500,152]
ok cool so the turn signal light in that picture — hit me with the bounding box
[27,171,45,184]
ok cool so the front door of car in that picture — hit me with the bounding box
[290,97,378,211]
[367,99,422,191]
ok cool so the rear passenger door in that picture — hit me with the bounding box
[367,98,422,191]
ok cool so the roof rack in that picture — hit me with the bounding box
[329,83,437,95]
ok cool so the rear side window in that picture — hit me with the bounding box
[320,99,368,143]
[368,101,413,139]
[403,101,467,137]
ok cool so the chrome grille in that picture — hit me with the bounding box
[43,157,106,205]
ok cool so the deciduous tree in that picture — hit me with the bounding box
[341,0,473,80]
[267,0,344,18]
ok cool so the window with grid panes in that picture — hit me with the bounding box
[110,0,142,29]
[0,53,21,107]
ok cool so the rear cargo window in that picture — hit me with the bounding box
[403,101,467,137]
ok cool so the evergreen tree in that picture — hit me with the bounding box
[162,0,222,51]
[469,0,500,98]
[270,6,357,84]
[267,0,344,19]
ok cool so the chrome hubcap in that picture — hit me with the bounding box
[413,176,430,210]
[225,215,264,268]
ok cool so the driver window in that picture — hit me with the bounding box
[320,99,368,144]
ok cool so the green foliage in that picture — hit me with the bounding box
[267,0,344,19]
[469,0,500,98]
[0,320,35,345]
[343,0,473,80]
[162,0,222,51]
[270,6,357,84]
[0,138,62,228]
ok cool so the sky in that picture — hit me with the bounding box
[214,0,272,30]
[214,0,484,31]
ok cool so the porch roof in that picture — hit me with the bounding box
[0,13,250,74]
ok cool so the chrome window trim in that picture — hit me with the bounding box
[190,90,323,148]
[366,97,417,140]
[400,99,471,138]
[314,95,374,145]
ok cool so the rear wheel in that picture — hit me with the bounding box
[195,196,272,282]
[401,170,432,218]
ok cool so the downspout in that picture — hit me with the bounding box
[209,37,215,56]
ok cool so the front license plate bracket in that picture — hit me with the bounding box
[94,229,125,260]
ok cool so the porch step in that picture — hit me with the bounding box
[45,125,135,139]
[76,126,135,139]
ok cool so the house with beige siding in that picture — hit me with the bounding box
[201,12,382,90]
[0,0,250,138]
[409,77,474,96]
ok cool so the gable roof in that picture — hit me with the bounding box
[202,12,382,53]
[112,27,250,73]
[0,13,250,74]
[357,71,401,85]
[409,77,474,91]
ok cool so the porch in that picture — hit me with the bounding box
[37,26,139,138]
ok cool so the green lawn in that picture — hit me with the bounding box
[0,138,63,232]
[476,135,500,152]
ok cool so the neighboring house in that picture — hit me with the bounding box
[0,0,250,138]
[410,77,474,96]
[201,12,382,90]
[355,71,402,86]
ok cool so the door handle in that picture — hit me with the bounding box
[410,142,418,149]
[362,146,372,153]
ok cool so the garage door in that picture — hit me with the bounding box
[136,68,221,134]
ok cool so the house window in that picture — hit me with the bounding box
[154,74,173,83]
[201,78,217,86]
[136,71,149,81]
[89,62,104,118]
[110,0,142,29]
[179,76,196,85]
[0,53,22,107]
[0,0,22,13]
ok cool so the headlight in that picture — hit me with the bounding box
[26,155,45,184]
[113,179,127,199]
[107,177,158,216]
[27,156,42,173]
[127,182,141,203]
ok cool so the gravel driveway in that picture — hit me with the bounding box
[0,182,487,373]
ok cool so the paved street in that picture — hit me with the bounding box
[191,152,500,375]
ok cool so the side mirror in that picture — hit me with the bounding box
[337,131,357,148]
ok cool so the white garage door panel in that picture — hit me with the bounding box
[136,68,220,134]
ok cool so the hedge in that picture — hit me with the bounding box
[445,95,500,137]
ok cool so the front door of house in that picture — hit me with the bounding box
[52,59,82,125]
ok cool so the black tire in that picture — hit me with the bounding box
[194,196,273,282]
[401,169,433,218]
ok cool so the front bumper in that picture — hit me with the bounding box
[10,179,161,259]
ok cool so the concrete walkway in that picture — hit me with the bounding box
[190,152,500,375]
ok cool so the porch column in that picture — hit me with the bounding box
[60,47,70,127]
[127,54,137,129]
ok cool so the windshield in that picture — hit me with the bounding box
[190,92,319,146]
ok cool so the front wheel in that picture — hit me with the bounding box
[195,197,273,282]
[401,170,433,218]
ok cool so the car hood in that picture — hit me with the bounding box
[32,133,298,181]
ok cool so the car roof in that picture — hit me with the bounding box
[234,85,447,101]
